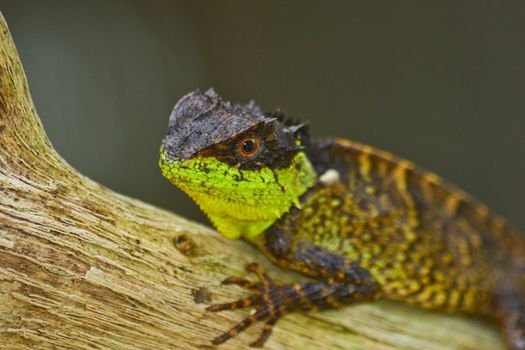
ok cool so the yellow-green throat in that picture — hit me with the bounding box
[159,150,315,241]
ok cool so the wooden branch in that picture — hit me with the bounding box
[0,12,504,350]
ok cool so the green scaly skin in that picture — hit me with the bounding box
[160,150,315,240]
[160,89,525,349]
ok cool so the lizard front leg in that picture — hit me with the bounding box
[206,227,381,347]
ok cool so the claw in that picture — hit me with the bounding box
[211,309,269,345]
[249,315,279,347]
[221,276,260,291]
[206,295,255,312]
[245,263,274,290]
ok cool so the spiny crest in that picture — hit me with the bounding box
[162,89,309,169]
[267,109,306,129]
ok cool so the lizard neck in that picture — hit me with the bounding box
[179,152,317,241]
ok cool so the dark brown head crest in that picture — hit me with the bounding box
[162,89,309,169]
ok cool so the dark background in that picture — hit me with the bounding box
[1,1,524,232]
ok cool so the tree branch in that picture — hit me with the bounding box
[0,12,504,350]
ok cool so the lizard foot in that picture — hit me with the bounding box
[206,262,379,347]
[206,263,280,347]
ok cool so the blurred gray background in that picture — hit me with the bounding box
[1,1,524,231]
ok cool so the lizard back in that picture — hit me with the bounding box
[275,137,525,315]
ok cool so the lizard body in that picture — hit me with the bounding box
[160,89,525,349]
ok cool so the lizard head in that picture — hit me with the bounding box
[160,89,316,241]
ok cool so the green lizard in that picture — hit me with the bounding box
[159,89,525,349]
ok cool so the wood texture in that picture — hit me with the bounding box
[0,12,504,350]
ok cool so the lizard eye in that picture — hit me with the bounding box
[238,136,261,158]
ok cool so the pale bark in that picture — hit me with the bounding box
[0,12,504,350]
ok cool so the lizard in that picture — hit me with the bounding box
[159,88,525,349]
